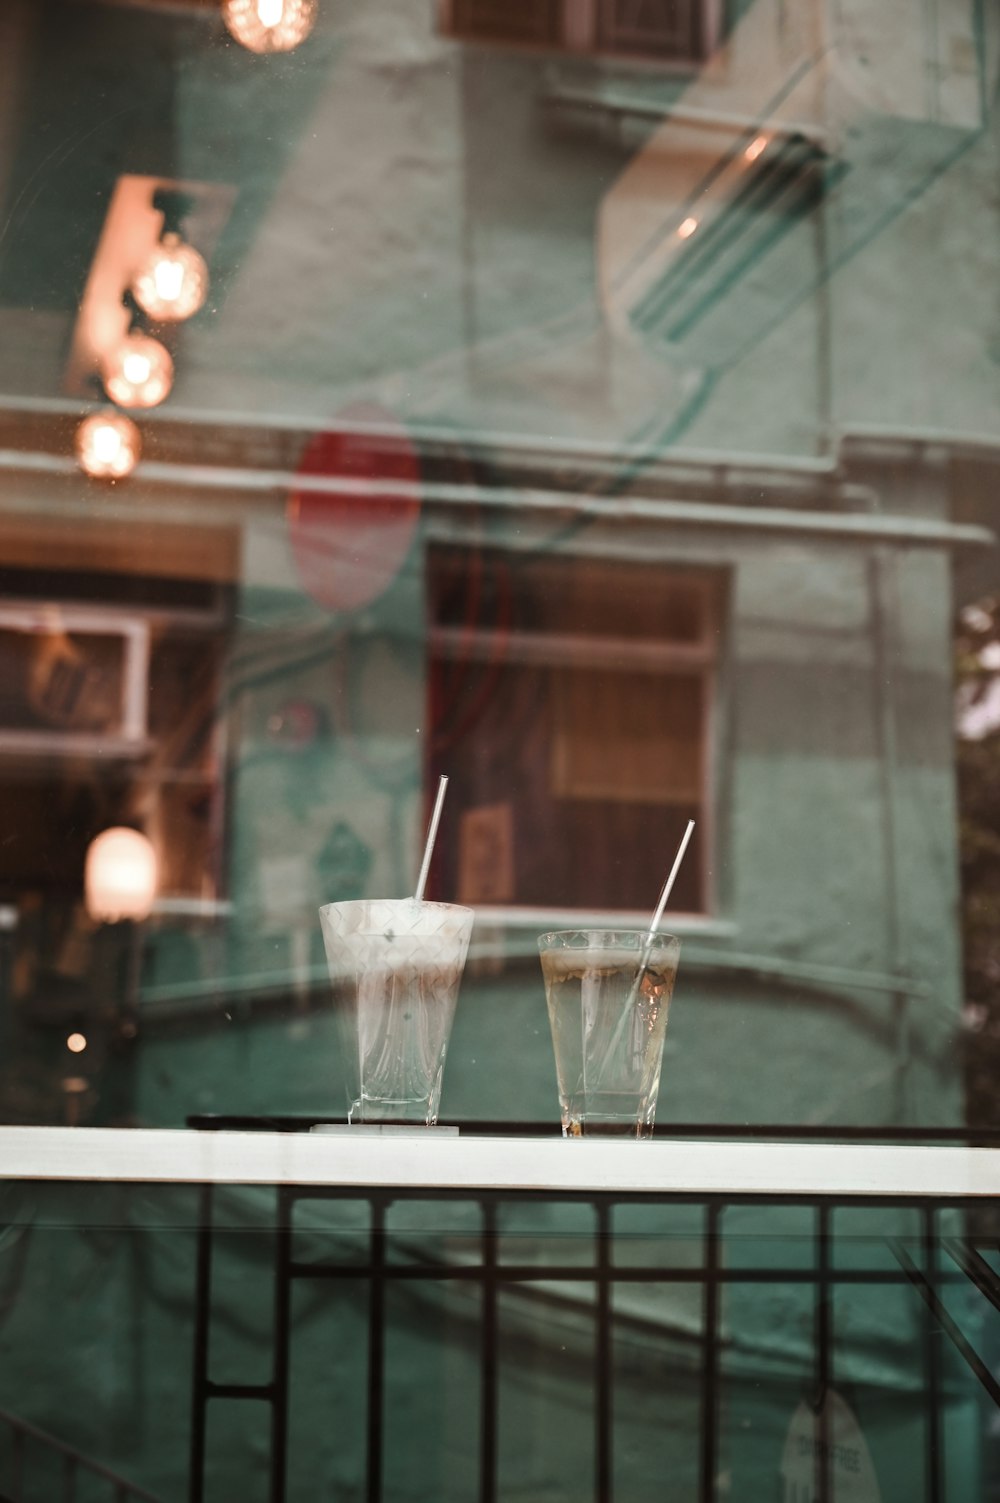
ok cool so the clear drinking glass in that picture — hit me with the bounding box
[538,929,681,1138]
[319,898,474,1125]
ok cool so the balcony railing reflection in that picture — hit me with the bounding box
[0,1404,163,1503]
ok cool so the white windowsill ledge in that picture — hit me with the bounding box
[0,1128,997,1200]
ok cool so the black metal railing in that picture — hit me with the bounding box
[186,1119,1000,1503]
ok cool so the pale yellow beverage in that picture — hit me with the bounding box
[538,932,680,1138]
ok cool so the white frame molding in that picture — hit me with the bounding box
[0,602,150,756]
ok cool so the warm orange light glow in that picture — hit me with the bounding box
[745,134,768,162]
[133,233,208,322]
[677,217,699,240]
[76,411,141,480]
[102,333,173,408]
[85,827,158,922]
[67,1033,87,1054]
[222,0,317,52]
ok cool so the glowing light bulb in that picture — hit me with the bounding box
[92,424,120,464]
[67,1033,87,1054]
[76,412,141,480]
[677,216,699,240]
[132,233,208,322]
[745,134,768,162]
[102,333,173,408]
[85,827,158,923]
[122,351,152,386]
[155,260,184,300]
[222,0,317,52]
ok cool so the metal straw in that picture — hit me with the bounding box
[596,820,696,1077]
[413,775,449,902]
[628,819,696,1001]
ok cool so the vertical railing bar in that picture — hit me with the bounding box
[62,1450,74,1503]
[699,1201,721,1503]
[595,1199,612,1503]
[270,1185,293,1503]
[816,1203,831,1503]
[189,1182,214,1503]
[366,1198,387,1503]
[923,1206,943,1503]
[480,1198,498,1503]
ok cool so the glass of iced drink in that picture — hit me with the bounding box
[538,929,681,1138]
[319,898,474,1125]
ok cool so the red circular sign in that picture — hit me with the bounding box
[287,402,421,613]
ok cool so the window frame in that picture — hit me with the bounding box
[425,539,725,923]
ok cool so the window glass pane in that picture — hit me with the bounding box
[0,0,998,1493]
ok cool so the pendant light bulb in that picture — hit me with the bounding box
[132,233,208,322]
[76,412,141,480]
[102,333,173,409]
[85,827,158,922]
[222,0,317,52]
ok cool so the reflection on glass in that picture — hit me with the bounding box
[85,827,158,924]
[0,0,996,1487]
[74,410,141,479]
[222,0,318,53]
[100,333,174,409]
[132,234,208,323]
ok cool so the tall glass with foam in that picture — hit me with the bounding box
[538,929,681,1138]
[320,898,474,1125]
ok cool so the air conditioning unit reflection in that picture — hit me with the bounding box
[0,604,149,758]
